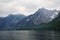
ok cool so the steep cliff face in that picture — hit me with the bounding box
[33,8,58,25]
[17,8,59,29]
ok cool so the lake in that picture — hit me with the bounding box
[0,30,60,40]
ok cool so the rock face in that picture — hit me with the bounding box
[5,14,26,27]
[17,8,59,29]
[33,8,58,25]
[0,8,60,30]
[0,14,26,30]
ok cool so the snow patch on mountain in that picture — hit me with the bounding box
[26,19,30,21]
[51,12,58,21]
[33,8,59,25]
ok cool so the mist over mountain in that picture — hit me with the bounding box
[0,8,60,30]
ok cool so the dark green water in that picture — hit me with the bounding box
[0,30,60,40]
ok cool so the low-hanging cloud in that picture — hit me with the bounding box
[0,0,60,17]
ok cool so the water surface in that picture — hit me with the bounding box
[0,30,60,40]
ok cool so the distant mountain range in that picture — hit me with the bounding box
[0,8,60,30]
[0,14,26,30]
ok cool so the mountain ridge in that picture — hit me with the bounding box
[0,8,60,30]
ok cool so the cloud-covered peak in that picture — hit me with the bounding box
[0,0,60,17]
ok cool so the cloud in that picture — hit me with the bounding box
[41,0,60,9]
[0,0,13,3]
[0,0,60,17]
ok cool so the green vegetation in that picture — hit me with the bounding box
[16,13,60,30]
[33,13,60,30]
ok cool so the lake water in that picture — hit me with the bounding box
[0,30,60,40]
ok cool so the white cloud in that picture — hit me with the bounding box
[0,0,60,17]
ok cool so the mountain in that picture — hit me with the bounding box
[16,8,59,30]
[33,8,58,25]
[34,12,60,30]
[0,17,6,30]
[0,8,60,30]
[5,14,26,26]
[48,12,60,30]
[0,14,26,30]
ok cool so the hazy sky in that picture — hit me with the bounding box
[0,0,60,17]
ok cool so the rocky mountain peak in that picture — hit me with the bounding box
[33,8,59,25]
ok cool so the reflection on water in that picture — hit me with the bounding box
[0,30,60,40]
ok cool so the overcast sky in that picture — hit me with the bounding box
[0,0,60,17]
